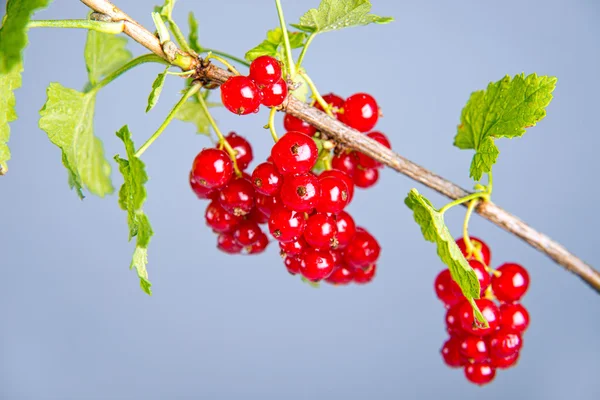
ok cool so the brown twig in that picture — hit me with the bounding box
[80,0,600,293]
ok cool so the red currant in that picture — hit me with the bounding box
[189,171,216,199]
[341,93,379,132]
[268,205,306,243]
[458,299,500,336]
[344,229,381,268]
[319,169,354,203]
[247,208,269,225]
[491,263,530,302]
[233,220,262,246]
[445,302,465,336]
[205,200,242,233]
[325,264,355,285]
[489,329,522,358]
[303,212,338,250]
[260,78,288,107]
[283,113,316,136]
[217,232,243,254]
[218,177,255,216]
[464,362,496,386]
[284,256,301,275]
[249,55,282,85]
[191,148,234,189]
[245,232,269,254]
[220,75,261,115]
[298,248,335,281]
[434,269,462,307]
[459,335,489,362]
[316,175,349,214]
[331,151,358,177]
[279,237,308,256]
[270,131,318,175]
[252,162,282,196]
[441,336,465,368]
[491,352,519,369]
[334,211,356,249]
[280,173,320,212]
[223,132,253,170]
[456,236,491,266]
[354,264,376,284]
[353,167,379,189]
[255,192,281,217]
[315,93,344,119]
[499,303,530,333]
[356,131,391,169]
[467,259,491,295]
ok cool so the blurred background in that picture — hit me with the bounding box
[1,0,599,399]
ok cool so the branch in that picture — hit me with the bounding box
[79,0,600,293]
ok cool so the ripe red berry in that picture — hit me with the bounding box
[255,192,281,217]
[319,169,354,203]
[218,177,255,216]
[303,212,338,250]
[356,131,391,169]
[205,200,241,233]
[223,132,253,170]
[459,335,489,362]
[280,173,320,212]
[283,113,316,136]
[279,237,308,256]
[252,162,282,196]
[315,93,344,119]
[334,211,356,249]
[331,151,358,177]
[270,131,318,175]
[325,264,355,285]
[217,232,243,254]
[249,55,282,85]
[316,175,349,214]
[458,299,500,336]
[353,167,379,189]
[434,269,462,307]
[354,264,376,284]
[464,362,496,386]
[344,229,381,268]
[491,263,530,302]
[489,329,522,358]
[491,352,519,369]
[456,236,491,266]
[284,256,301,275]
[247,208,269,225]
[189,171,216,199]
[445,302,465,336]
[233,220,262,246]
[245,232,269,254]
[260,78,288,107]
[467,259,491,295]
[499,303,530,333]
[191,148,234,189]
[441,336,465,368]
[220,75,261,115]
[341,93,379,132]
[268,205,306,243]
[298,248,335,281]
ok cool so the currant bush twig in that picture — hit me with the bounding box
[199,48,250,68]
[439,192,488,214]
[27,19,125,33]
[274,0,296,77]
[268,107,279,142]
[299,71,335,118]
[135,83,202,158]
[205,53,241,76]
[81,0,600,293]
[296,32,316,71]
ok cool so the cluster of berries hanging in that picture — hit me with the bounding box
[435,237,531,385]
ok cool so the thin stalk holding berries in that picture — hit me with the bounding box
[274,0,296,78]
[28,19,125,33]
[205,53,241,76]
[268,107,279,142]
[299,71,335,118]
[439,191,489,214]
[199,48,250,68]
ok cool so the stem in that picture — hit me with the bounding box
[28,19,125,33]
[88,54,167,95]
[439,192,487,214]
[487,172,493,194]
[200,49,250,67]
[135,84,201,158]
[151,12,171,44]
[167,20,193,54]
[205,53,241,75]
[274,0,296,77]
[296,32,316,70]
[462,199,479,258]
[196,91,242,176]
[268,107,279,142]
[299,71,334,118]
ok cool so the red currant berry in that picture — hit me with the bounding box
[316,175,349,214]
[331,151,358,177]
[356,131,391,169]
[456,236,491,266]
[223,132,253,170]
[233,220,262,246]
[283,113,316,136]
[247,208,269,225]
[303,212,338,250]
[315,93,344,119]
[325,264,355,285]
[354,263,376,284]
[252,162,282,196]
[353,167,379,189]
[441,336,466,368]
[249,55,282,85]
[205,200,242,233]
[491,352,519,369]
[320,169,354,203]
[217,232,243,254]
[279,237,308,256]
[334,211,356,249]
[489,329,522,358]
[218,177,255,216]
[468,259,491,295]
[491,263,530,302]
[189,171,216,199]
[245,232,269,254]
[284,256,301,275]
[464,362,496,386]
[344,229,381,268]
[220,75,261,115]
[268,205,306,243]
[445,302,466,336]
[500,303,530,333]
[458,299,500,336]
[191,148,234,189]
[298,248,335,281]
[255,192,281,217]
[280,173,320,212]
[459,335,489,362]
[270,131,319,175]
[341,93,379,132]
[260,78,288,107]
[434,269,463,307]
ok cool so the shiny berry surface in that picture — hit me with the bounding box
[491,263,530,302]
[299,248,335,281]
[283,113,316,135]
[280,173,320,212]
[223,132,253,170]
[260,79,288,107]
[319,169,354,203]
[353,167,379,188]
[344,229,381,268]
[245,232,269,254]
[334,211,356,249]
[434,269,462,307]
[270,131,318,175]
[500,303,530,333]
[217,232,243,254]
[353,264,376,284]
[441,336,465,368]
[489,329,522,358]
[303,212,338,250]
[249,55,282,85]
[464,362,496,386]
[220,75,261,115]
[284,256,301,275]
[255,192,281,217]
[218,177,255,216]
[252,162,282,196]
[191,148,234,189]
[205,200,241,233]
[316,175,349,214]
[325,264,355,285]
[458,299,500,336]
[331,151,358,177]
[189,171,216,199]
[341,93,379,132]
[468,259,491,295]
[456,236,491,266]
[315,93,344,119]
[233,221,262,246]
[459,335,489,362]
[279,237,308,256]
[268,205,306,243]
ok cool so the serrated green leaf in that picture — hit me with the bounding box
[291,0,393,34]
[84,29,132,87]
[175,94,220,135]
[0,64,22,175]
[405,189,486,325]
[188,11,200,53]
[455,73,557,180]
[39,83,113,198]
[114,125,153,295]
[245,27,307,62]
[0,0,51,73]
[146,66,169,113]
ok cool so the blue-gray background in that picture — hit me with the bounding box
[1,0,599,399]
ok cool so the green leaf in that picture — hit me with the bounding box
[245,27,307,62]
[146,66,169,113]
[455,73,557,180]
[0,0,51,73]
[84,29,132,87]
[175,93,220,135]
[0,64,22,175]
[188,11,200,53]
[155,0,175,19]
[114,125,153,295]
[39,83,113,198]
[291,0,393,34]
[290,70,309,103]
[405,189,486,325]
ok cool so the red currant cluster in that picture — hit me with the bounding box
[435,237,531,386]
[220,55,288,115]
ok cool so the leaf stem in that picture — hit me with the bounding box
[200,49,250,67]
[274,0,296,77]
[88,54,167,95]
[166,20,193,54]
[135,83,202,158]
[268,107,279,142]
[296,32,316,70]
[299,71,334,117]
[439,192,487,214]
[151,12,171,44]
[487,172,493,194]
[205,53,241,76]
[27,19,125,33]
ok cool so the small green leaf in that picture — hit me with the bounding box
[405,189,486,325]
[84,29,132,87]
[175,93,220,135]
[455,73,557,180]
[155,0,175,19]
[291,0,393,34]
[290,70,309,103]
[0,0,51,73]
[0,64,22,175]
[114,125,153,295]
[188,11,200,53]
[39,83,114,198]
[245,27,307,62]
[146,66,169,113]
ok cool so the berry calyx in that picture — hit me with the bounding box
[303,212,338,250]
[189,171,216,200]
[280,173,320,212]
[218,177,255,216]
[298,248,335,281]
[191,148,234,189]
[260,78,288,107]
[283,113,316,136]
[344,229,381,268]
[319,169,354,203]
[491,263,530,302]
[223,132,253,170]
[270,131,319,175]
[252,162,282,196]
[464,362,496,386]
[341,93,379,132]
[268,205,306,243]
[220,75,261,115]
[249,55,282,85]
[456,236,491,266]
